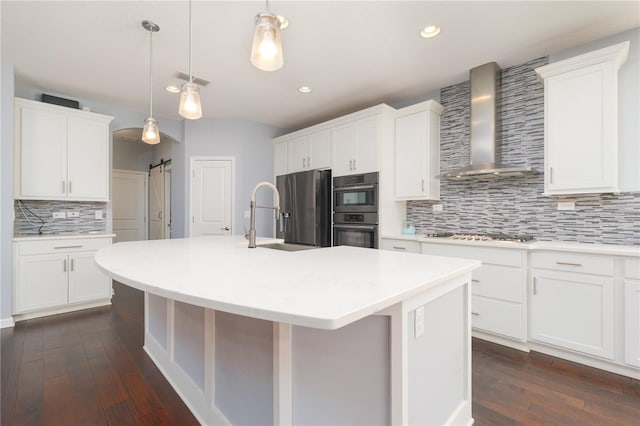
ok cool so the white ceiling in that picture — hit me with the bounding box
[2,1,638,131]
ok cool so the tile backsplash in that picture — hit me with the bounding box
[14,200,107,236]
[407,57,640,246]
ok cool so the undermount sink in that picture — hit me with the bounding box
[257,242,318,252]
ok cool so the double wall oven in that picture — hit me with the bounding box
[333,172,379,249]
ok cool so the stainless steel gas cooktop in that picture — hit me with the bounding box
[424,233,534,243]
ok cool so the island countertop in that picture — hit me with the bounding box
[95,235,479,330]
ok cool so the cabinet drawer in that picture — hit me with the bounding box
[624,258,640,280]
[381,239,420,254]
[471,295,524,340]
[421,243,524,267]
[530,251,614,276]
[472,264,524,303]
[15,237,111,255]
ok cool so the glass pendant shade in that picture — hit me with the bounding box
[251,13,283,71]
[179,83,203,120]
[142,117,160,144]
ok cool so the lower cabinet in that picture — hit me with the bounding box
[14,236,112,319]
[624,258,640,367]
[380,238,420,253]
[529,251,616,360]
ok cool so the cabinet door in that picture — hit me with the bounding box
[625,279,640,367]
[68,252,111,304]
[16,253,68,313]
[395,111,426,198]
[308,130,331,170]
[67,116,110,200]
[544,63,617,194]
[274,142,288,176]
[18,107,68,198]
[332,123,356,177]
[353,116,379,173]
[287,136,309,173]
[530,270,614,359]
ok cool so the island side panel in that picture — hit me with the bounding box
[291,316,391,425]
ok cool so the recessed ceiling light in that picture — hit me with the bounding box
[298,86,312,93]
[277,15,289,30]
[165,85,180,93]
[420,24,441,38]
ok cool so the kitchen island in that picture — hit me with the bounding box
[95,235,480,425]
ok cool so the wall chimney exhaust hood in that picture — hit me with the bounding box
[439,62,537,180]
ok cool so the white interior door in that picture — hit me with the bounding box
[149,166,165,240]
[190,158,233,237]
[112,170,147,243]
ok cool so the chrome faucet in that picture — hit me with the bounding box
[248,181,287,248]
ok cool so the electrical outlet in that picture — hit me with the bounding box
[557,201,576,211]
[244,210,251,219]
[67,211,80,218]
[414,306,425,338]
[432,204,443,212]
[52,212,65,219]
[95,210,103,220]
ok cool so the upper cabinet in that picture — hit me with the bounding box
[535,42,629,195]
[394,100,443,200]
[14,98,113,201]
[332,115,379,177]
[287,130,331,173]
[273,141,288,177]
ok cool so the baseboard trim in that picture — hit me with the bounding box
[1,317,15,328]
[13,299,111,322]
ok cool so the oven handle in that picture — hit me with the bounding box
[333,184,376,192]
[333,224,377,231]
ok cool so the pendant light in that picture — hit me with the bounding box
[179,0,203,119]
[251,0,284,71]
[141,20,160,145]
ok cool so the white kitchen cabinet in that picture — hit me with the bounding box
[530,251,615,359]
[273,141,288,177]
[421,242,527,342]
[14,97,113,201]
[535,42,629,195]
[380,238,420,253]
[13,236,113,320]
[624,258,640,367]
[394,100,443,200]
[287,130,331,173]
[332,115,379,177]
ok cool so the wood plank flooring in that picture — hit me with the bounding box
[2,282,639,425]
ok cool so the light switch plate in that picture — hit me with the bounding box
[52,212,65,219]
[557,201,576,211]
[95,210,103,220]
[432,204,443,212]
[244,210,251,219]
[67,211,80,218]
[415,306,425,338]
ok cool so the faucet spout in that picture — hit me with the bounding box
[248,181,281,248]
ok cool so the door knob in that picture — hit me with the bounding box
[221,226,230,231]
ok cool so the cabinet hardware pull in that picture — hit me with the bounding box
[421,179,425,192]
[392,246,406,250]
[349,160,353,171]
[353,159,356,170]
[471,312,480,316]
[63,259,67,272]
[533,278,537,295]
[471,279,480,283]
[307,156,311,166]
[62,181,66,193]
[54,245,83,249]
[556,261,582,267]
[303,158,306,168]
[68,181,72,193]
[70,258,74,272]
[549,167,553,184]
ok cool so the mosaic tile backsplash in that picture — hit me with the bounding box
[14,200,107,236]
[406,57,640,246]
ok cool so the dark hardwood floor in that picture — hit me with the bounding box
[2,282,639,425]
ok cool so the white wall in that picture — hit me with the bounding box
[180,118,282,238]
[1,63,15,325]
[549,27,640,192]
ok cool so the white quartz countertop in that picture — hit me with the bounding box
[382,234,640,257]
[13,233,115,242]
[95,235,479,330]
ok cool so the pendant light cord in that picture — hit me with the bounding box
[149,29,153,117]
[188,0,193,84]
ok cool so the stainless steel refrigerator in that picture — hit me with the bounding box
[276,169,331,247]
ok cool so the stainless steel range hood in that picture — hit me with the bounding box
[439,62,536,180]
